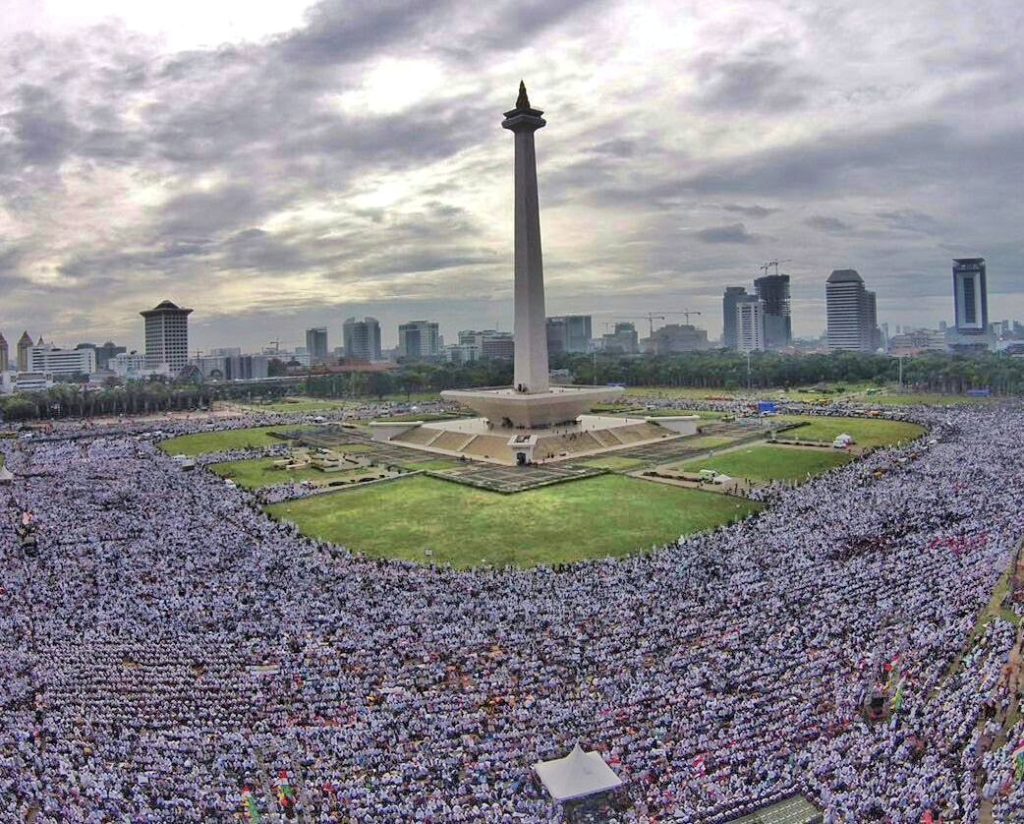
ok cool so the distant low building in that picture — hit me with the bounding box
[343,317,382,362]
[888,329,947,357]
[459,330,515,360]
[28,345,96,377]
[601,322,638,354]
[305,327,329,363]
[545,315,591,354]
[645,324,711,354]
[480,334,515,360]
[191,354,272,381]
[111,352,170,380]
[445,343,481,364]
[398,320,441,360]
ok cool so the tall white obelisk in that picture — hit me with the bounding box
[503,81,549,394]
[441,84,622,431]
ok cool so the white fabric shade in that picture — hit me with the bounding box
[533,744,623,802]
[0,466,14,484]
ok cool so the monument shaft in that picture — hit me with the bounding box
[503,89,549,394]
[439,83,623,435]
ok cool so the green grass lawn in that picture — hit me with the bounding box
[681,445,854,483]
[776,416,924,448]
[237,398,351,414]
[267,474,761,568]
[209,457,386,489]
[159,426,297,456]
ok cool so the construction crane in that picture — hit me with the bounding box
[268,339,282,354]
[613,311,711,336]
[614,313,667,337]
[759,259,792,277]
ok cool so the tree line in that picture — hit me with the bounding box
[1,350,1020,421]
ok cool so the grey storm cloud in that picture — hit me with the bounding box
[805,216,852,233]
[722,204,779,219]
[693,223,763,244]
[692,51,812,112]
[0,0,1021,347]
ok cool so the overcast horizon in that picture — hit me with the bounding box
[1,0,1022,352]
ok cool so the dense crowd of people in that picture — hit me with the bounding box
[0,401,1022,822]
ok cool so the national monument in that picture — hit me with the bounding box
[372,83,698,463]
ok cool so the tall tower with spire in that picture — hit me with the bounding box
[17,331,33,372]
[502,81,549,394]
[440,83,622,432]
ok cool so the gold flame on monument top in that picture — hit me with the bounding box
[516,80,531,110]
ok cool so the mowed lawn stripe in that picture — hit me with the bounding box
[778,416,924,448]
[267,474,760,568]
[681,445,854,483]
[159,426,296,456]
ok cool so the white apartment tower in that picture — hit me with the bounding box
[141,300,193,375]
[735,296,766,353]
[826,270,877,352]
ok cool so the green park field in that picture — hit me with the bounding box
[159,426,295,456]
[680,445,854,483]
[267,474,761,568]
[208,457,385,489]
[235,398,351,414]
[778,416,924,449]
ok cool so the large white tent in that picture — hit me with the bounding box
[533,744,623,802]
[0,466,14,485]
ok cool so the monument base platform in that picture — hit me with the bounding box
[385,414,680,466]
[441,385,624,429]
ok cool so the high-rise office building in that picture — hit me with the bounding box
[16,331,33,371]
[398,320,441,360]
[826,270,879,352]
[735,296,766,353]
[141,300,192,374]
[722,287,747,349]
[545,315,592,354]
[0,332,8,372]
[863,290,881,351]
[342,317,382,361]
[753,274,792,349]
[952,258,988,336]
[305,327,329,363]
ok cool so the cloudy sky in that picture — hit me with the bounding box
[1,0,1021,352]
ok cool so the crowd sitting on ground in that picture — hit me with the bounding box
[0,401,1022,822]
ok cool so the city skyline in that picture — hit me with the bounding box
[1,0,1022,351]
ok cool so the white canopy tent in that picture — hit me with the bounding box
[533,744,623,802]
[0,466,14,485]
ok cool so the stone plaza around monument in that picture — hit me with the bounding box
[371,412,699,466]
